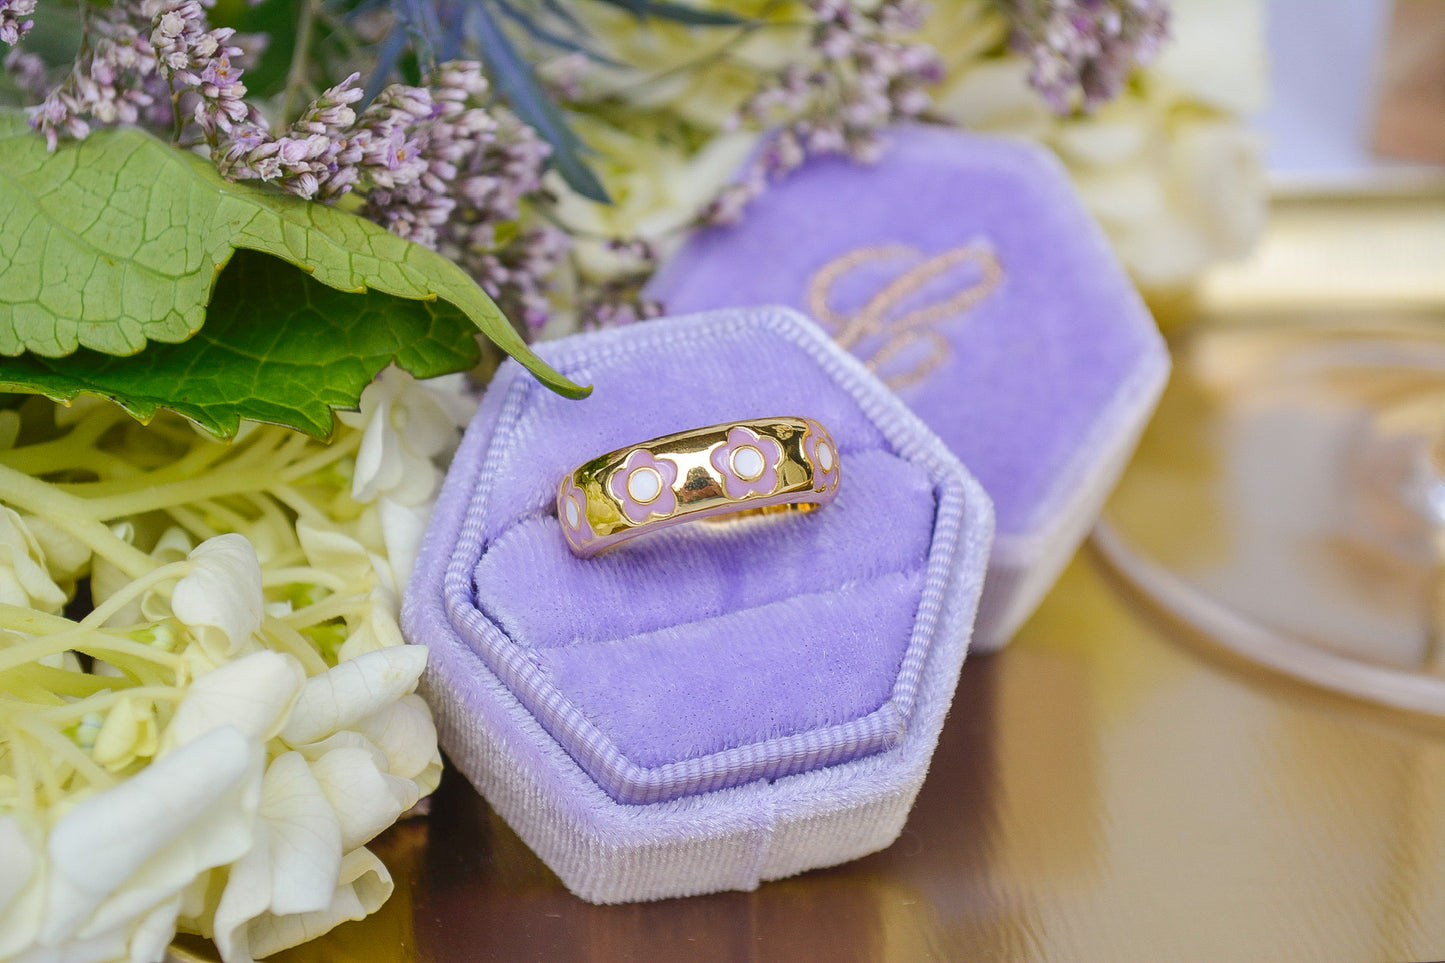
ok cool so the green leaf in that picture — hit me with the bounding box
[0,110,588,400]
[0,250,485,440]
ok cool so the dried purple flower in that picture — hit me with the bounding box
[216,74,369,200]
[1006,0,1171,114]
[710,0,942,227]
[0,0,35,46]
[4,48,48,102]
[28,0,245,148]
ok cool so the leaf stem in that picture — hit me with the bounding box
[277,0,322,133]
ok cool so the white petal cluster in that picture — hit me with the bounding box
[930,0,1269,289]
[0,370,470,963]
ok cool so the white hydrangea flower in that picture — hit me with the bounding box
[171,534,266,660]
[1,727,262,963]
[4,395,454,963]
[0,506,67,613]
[338,369,472,507]
[183,644,437,963]
[931,0,1269,288]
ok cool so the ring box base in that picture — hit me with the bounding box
[404,306,993,902]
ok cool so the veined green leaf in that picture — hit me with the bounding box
[0,110,588,399]
[0,250,486,440]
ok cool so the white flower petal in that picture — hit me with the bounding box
[295,521,373,589]
[172,534,264,658]
[209,838,269,963]
[0,507,68,613]
[291,728,379,763]
[244,847,393,960]
[40,727,260,948]
[376,497,430,595]
[1053,110,1151,168]
[212,753,342,963]
[90,522,139,624]
[257,754,343,916]
[280,646,428,747]
[935,58,1053,139]
[126,894,183,963]
[345,369,467,506]
[163,651,306,751]
[1154,0,1268,114]
[92,695,160,772]
[350,398,405,504]
[335,591,405,664]
[310,747,418,852]
[22,515,91,585]
[354,695,442,791]
[0,817,42,958]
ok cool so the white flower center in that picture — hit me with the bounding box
[626,467,664,504]
[731,445,765,481]
[817,441,834,473]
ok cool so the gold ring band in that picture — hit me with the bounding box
[558,417,841,558]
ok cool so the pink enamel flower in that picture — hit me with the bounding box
[709,426,784,500]
[803,419,840,492]
[557,480,594,549]
[609,448,679,524]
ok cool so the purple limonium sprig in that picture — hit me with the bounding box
[29,0,173,148]
[150,0,254,138]
[1006,0,1170,114]
[217,74,368,200]
[703,0,942,227]
[364,64,567,334]
[0,0,36,46]
[28,0,249,148]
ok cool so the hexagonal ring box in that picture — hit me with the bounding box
[647,126,1170,649]
[403,306,994,903]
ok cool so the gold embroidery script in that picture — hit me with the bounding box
[805,243,1003,390]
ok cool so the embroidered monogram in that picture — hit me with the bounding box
[806,243,1003,389]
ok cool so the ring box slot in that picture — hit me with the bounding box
[405,305,994,901]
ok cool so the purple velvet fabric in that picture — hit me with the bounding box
[646,127,1168,648]
[414,306,992,805]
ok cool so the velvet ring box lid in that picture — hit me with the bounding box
[404,305,994,903]
[647,126,1170,650]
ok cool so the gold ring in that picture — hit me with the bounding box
[557,417,841,558]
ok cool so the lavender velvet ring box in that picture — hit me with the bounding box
[647,126,1169,650]
[403,305,994,903]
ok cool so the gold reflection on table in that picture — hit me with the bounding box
[175,190,1445,962]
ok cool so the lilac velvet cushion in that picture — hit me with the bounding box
[647,125,1168,648]
[424,306,986,806]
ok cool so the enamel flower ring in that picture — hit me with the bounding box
[557,417,841,558]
